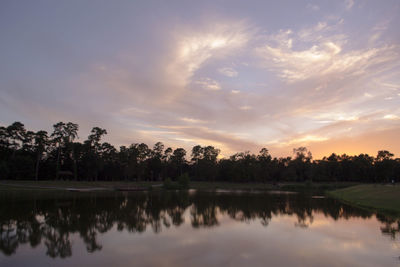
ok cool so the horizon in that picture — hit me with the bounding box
[1,0,400,159]
[1,120,398,161]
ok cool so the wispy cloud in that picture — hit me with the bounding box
[218,67,238,77]
[383,114,399,120]
[256,22,398,83]
[167,21,250,88]
[307,3,320,11]
[195,78,221,90]
[181,117,210,124]
[345,0,355,10]
[157,124,261,153]
[239,105,252,111]
[1,1,399,158]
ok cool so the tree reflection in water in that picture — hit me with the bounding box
[0,190,398,258]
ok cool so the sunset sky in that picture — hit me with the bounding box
[1,0,399,159]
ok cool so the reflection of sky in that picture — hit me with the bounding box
[1,0,400,158]
[1,210,399,267]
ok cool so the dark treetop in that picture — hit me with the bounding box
[0,121,399,183]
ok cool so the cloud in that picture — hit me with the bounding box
[307,4,320,11]
[383,114,399,120]
[282,135,329,146]
[157,125,261,153]
[345,0,355,10]
[195,78,221,90]
[247,16,400,156]
[181,117,210,124]
[257,41,397,83]
[256,19,400,88]
[218,67,238,77]
[239,105,252,111]
[166,21,250,88]
[2,2,399,159]
[364,93,373,98]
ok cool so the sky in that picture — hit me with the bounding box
[0,0,400,159]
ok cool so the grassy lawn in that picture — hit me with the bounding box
[0,180,162,191]
[0,180,274,191]
[189,181,275,190]
[328,184,400,215]
[279,182,357,193]
[192,181,357,193]
[0,180,356,193]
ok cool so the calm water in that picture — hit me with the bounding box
[0,190,399,267]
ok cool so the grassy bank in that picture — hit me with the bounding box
[279,182,358,194]
[0,180,275,191]
[0,180,161,191]
[0,180,356,192]
[328,184,400,216]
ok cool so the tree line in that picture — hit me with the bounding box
[0,121,399,183]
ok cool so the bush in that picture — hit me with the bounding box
[0,161,9,180]
[305,180,313,187]
[163,178,173,189]
[163,175,190,190]
[178,173,190,189]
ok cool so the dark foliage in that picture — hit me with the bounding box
[0,121,399,182]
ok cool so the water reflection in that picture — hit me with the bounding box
[0,190,399,263]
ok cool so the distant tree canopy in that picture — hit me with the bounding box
[0,121,399,183]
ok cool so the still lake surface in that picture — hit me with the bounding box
[0,190,399,267]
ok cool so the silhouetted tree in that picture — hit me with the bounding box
[34,131,48,181]
[1,120,399,183]
[171,148,186,177]
[85,127,107,181]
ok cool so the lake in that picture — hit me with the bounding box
[0,190,399,266]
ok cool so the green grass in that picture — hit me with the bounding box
[0,180,356,193]
[0,180,161,191]
[0,180,274,191]
[280,182,357,194]
[189,181,275,191]
[328,184,400,216]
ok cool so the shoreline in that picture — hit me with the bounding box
[328,184,400,217]
[0,180,356,192]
